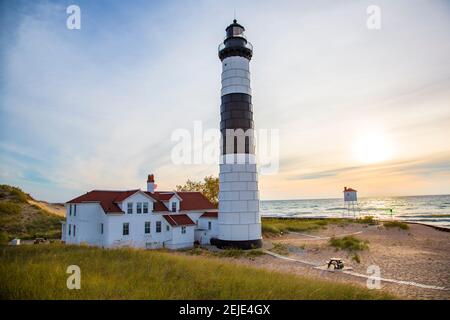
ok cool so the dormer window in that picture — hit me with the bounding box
[171,202,177,212]
[127,203,133,214]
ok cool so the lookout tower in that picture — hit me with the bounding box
[343,187,358,217]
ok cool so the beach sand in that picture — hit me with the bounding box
[206,222,450,299]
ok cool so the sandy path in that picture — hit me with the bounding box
[241,223,450,299]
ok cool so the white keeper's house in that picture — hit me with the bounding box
[61,174,218,249]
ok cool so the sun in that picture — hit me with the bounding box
[353,132,393,164]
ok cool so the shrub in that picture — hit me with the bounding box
[352,254,361,264]
[0,231,9,244]
[383,221,409,230]
[329,236,369,251]
[356,216,378,225]
[0,185,31,203]
[271,242,289,255]
[0,201,21,215]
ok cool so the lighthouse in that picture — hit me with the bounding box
[214,20,262,249]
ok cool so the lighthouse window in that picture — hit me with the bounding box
[232,26,244,36]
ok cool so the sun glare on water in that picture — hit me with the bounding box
[353,132,393,164]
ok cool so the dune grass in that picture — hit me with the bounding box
[383,221,409,230]
[270,242,290,255]
[329,236,369,252]
[183,247,264,259]
[261,218,330,235]
[0,185,62,242]
[0,244,393,300]
[261,217,380,237]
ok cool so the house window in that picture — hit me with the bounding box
[143,202,149,214]
[74,205,77,216]
[123,223,129,235]
[68,224,71,236]
[145,221,150,234]
[181,226,186,234]
[137,202,142,214]
[166,225,169,231]
[208,221,212,230]
[69,205,72,216]
[73,225,76,237]
[100,223,104,234]
[171,202,177,212]
[127,203,133,214]
[156,221,161,233]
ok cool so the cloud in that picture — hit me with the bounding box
[1,0,450,201]
[288,153,450,181]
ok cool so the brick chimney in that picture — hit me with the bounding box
[147,174,156,192]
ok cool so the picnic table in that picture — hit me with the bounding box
[327,257,344,270]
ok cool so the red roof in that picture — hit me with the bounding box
[67,190,216,214]
[163,214,195,227]
[177,192,217,210]
[343,187,357,192]
[67,190,139,213]
[200,211,218,218]
[154,192,175,201]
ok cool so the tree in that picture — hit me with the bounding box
[176,176,219,206]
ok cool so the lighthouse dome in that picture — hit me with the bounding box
[219,19,253,61]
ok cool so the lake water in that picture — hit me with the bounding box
[260,194,450,229]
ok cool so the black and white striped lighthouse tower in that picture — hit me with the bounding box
[215,20,262,249]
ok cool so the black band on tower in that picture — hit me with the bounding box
[220,93,255,155]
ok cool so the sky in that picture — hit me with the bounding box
[1,0,450,202]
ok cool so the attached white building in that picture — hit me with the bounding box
[62,175,217,250]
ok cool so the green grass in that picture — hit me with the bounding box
[262,218,330,235]
[183,247,264,259]
[383,221,409,230]
[0,185,31,203]
[0,201,21,215]
[0,244,393,299]
[270,242,289,255]
[261,217,379,237]
[0,185,62,242]
[329,236,369,252]
[355,216,378,225]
